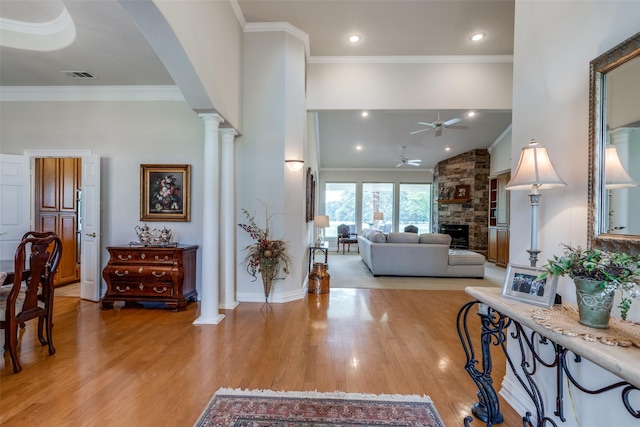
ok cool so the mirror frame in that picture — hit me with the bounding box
[588,32,640,255]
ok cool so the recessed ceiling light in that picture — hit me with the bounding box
[470,33,485,42]
[356,145,363,151]
[348,35,361,43]
[467,111,476,118]
[361,111,368,117]
[445,147,451,151]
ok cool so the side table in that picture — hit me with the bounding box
[308,241,329,272]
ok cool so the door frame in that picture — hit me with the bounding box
[24,150,99,300]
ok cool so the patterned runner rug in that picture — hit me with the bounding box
[194,388,445,426]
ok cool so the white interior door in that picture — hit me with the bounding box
[80,154,101,301]
[0,154,30,260]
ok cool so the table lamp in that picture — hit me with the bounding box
[314,215,330,243]
[373,212,384,229]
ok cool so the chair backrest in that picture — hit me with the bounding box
[6,235,62,321]
[20,231,61,273]
[404,225,419,233]
[337,224,350,238]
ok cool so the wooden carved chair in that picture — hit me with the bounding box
[337,224,359,254]
[0,234,62,373]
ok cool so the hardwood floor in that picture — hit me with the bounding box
[1,288,522,426]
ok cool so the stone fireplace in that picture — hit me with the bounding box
[433,149,490,255]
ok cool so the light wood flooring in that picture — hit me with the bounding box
[1,277,522,426]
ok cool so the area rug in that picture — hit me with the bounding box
[328,252,504,291]
[194,388,445,426]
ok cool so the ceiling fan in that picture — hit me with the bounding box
[410,112,469,137]
[396,146,422,167]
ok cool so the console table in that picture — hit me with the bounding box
[308,241,329,273]
[457,287,640,426]
[101,244,198,312]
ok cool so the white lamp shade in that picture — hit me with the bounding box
[314,215,330,228]
[505,139,567,191]
[373,212,384,220]
[605,146,638,189]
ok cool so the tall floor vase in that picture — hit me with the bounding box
[260,265,275,313]
[574,278,614,329]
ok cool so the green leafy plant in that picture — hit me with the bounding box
[539,244,640,320]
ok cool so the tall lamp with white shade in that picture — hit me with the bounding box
[505,139,567,267]
[605,145,638,232]
[373,212,384,230]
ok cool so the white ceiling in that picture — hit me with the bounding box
[0,0,514,170]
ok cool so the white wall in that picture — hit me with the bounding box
[505,2,640,425]
[237,29,308,303]
[0,99,206,294]
[307,61,513,110]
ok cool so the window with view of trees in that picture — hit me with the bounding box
[399,183,431,234]
[324,183,356,238]
[362,183,394,232]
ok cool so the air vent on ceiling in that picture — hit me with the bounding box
[61,71,97,79]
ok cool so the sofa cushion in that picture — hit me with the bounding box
[448,249,485,265]
[361,228,371,239]
[368,230,387,243]
[419,233,452,245]
[387,232,420,244]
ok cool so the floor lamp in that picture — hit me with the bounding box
[505,139,566,267]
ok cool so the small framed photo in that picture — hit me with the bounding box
[140,164,191,222]
[454,184,470,199]
[501,263,558,308]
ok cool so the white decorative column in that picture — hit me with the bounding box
[219,127,238,309]
[609,128,634,234]
[194,113,225,325]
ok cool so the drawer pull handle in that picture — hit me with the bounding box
[153,286,168,294]
[141,253,146,260]
[115,285,130,293]
[114,270,129,277]
[139,283,144,290]
[151,271,166,278]
[117,254,132,261]
[155,255,169,261]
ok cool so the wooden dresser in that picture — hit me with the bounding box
[101,244,198,311]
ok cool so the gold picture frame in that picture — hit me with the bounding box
[140,164,191,222]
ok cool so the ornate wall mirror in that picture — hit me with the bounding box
[588,32,640,254]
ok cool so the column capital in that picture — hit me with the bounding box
[199,113,224,129]
[219,127,239,141]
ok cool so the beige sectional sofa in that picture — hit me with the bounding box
[357,231,485,278]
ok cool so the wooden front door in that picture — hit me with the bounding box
[35,158,81,286]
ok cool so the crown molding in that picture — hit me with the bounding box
[308,55,513,64]
[0,86,185,102]
[245,22,310,59]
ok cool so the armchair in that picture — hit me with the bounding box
[337,224,359,254]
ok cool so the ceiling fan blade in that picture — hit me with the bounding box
[435,127,442,137]
[409,128,431,135]
[396,162,404,167]
[409,162,421,166]
[417,122,436,128]
[408,159,421,163]
[443,117,461,126]
[447,125,469,130]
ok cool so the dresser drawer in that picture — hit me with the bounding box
[109,281,174,296]
[108,249,175,265]
[104,265,173,282]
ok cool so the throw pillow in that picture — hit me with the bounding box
[368,231,387,243]
[0,271,6,286]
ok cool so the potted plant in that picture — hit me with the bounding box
[539,244,640,328]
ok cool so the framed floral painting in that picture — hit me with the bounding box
[140,164,191,222]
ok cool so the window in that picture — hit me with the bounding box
[362,183,394,232]
[324,183,356,238]
[399,183,431,234]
